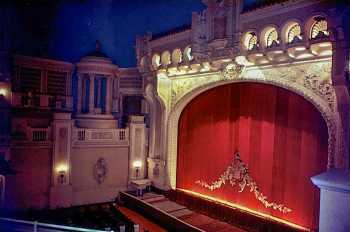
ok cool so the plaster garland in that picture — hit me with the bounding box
[196,152,292,214]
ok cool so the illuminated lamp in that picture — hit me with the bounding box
[133,160,142,178]
[0,88,7,97]
[56,164,68,184]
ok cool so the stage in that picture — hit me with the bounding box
[119,191,246,232]
[119,189,311,232]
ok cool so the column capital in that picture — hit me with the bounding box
[311,169,350,193]
[311,169,350,232]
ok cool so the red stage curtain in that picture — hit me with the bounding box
[177,83,328,230]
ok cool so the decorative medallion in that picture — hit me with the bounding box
[196,152,292,214]
[93,158,108,184]
[222,63,244,80]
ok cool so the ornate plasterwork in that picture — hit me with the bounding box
[251,61,335,110]
[158,63,245,109]
[93,158,108,184]
[159,59,335,114]
[196,152,292,214]
[162,58,343,190]
[170,74,221,106]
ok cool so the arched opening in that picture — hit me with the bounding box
[242,31,258,51]
[176,82,328,230]
[260,26,279,48]
[151,54,160,69]
[183,46,193,62]
[309,16,329,39]
[282,21,302,44]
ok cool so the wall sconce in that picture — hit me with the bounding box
[132,160,142,179]
[56,164,68,185]
[0,88,7,97]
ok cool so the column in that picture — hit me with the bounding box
[66,72,73,109]
[311,170,350,232]
[105,76,112,114]
[66,72,72,96]
[89,73,95,114]
[97,78,101,109]
[77,74,82,114]
[41,70,48,94]
[112,78,119,112]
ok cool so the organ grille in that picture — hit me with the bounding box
[47,70,67,95]
[19,67,41,93]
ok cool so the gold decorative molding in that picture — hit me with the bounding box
[196,152,292,214]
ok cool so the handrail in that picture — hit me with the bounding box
[0,217,107,232]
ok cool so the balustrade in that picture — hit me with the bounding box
[74,128,129,144]
[11,92,73,110]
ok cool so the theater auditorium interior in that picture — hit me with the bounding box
[0,0,350,231]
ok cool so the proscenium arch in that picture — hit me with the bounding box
[166,77,340,189]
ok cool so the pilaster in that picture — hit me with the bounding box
[49,112,73,208]
[330,25,350,168]
[128,116,147,181]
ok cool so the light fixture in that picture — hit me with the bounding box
[132,160,142,178]
[56,164,68,184]
[0,88,7,97]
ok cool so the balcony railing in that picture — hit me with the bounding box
[11,92,73,111]
[0,217,107,232]
[28,128,50,142]
[11,127,51,145]
[74,128,129,145]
